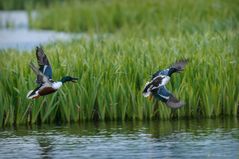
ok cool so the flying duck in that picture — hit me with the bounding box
[27,46,78,99]
[143,59,189,108]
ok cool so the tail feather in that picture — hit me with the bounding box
[26,90,39,99]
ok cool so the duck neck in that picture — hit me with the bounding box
[168,68,177,76]
[61,78,68,84]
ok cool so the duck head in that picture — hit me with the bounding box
[61,76,79,83]
[168,68,178,76]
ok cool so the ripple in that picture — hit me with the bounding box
[0,120,239,159]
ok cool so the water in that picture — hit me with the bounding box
[0,11,77,51]
[0,118,238,159]
[0,28,75,51]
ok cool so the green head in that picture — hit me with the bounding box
[61,76,79,83]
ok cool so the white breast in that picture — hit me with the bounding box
[52,81,63,90]
[161,76,170,86]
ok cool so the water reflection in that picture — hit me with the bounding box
[0,118,238,158]
[37,136,53,159]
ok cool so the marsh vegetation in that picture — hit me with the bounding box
[0,0,238,126]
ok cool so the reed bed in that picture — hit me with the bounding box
[29,0,238,36]
[0,0,59,10]
[0,32,238,126]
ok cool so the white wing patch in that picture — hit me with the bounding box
[159,94,170,100]
[43,65,48,74]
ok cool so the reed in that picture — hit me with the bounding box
[0,31,238,126]
[29,0,238,36]
[0,0,60,10]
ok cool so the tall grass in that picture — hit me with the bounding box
[0,31,238,126]
[29,0,239,36]
[0,0,60,10]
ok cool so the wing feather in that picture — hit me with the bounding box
[170,59,189,71]
[35,46,53,82]
[29,62,50,84]
[166,95,185,109]
[157,86,184,109]
[36,46,51,66]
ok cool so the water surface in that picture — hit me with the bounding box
[0,118,238,159]
[0,11,77,51]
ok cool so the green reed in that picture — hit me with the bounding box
[0,32,238,126]
[0,0,60,10]
[29,0,238,36]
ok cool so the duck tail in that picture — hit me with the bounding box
[26,90,39,99]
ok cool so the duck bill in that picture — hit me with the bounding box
[71,77,79,83]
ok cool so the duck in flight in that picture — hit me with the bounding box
[143,59,189,108]
[27,46,78,99]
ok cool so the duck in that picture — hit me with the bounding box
[142,59,189,108]
[27,46,78,99]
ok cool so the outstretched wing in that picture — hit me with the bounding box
[29,62,50,85]
[170,59,189,72]
[158,86,184,109]
[36,46,51,66]
[166,95,185,109]
[35,46,53,84]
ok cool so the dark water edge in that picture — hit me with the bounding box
[0,118,238,159]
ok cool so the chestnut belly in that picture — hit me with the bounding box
[38,87,57,96]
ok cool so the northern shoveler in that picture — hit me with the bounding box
[27,46,78,99]
[143,59,189,108]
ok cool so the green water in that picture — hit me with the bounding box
[0,118,239,158]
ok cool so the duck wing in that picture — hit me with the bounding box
[166,95,185,109]
[151,76,164,89]
[170,59,189,72]
[35,46,53,83]
[143,76,164,97]
[29,62,51,85]
[151,70,161,79]
[36,46,51,66]
[158,86,184,109]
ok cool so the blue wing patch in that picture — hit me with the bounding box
[153,86,171,102]
[39,65,52,79]
[36,65,52,84]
